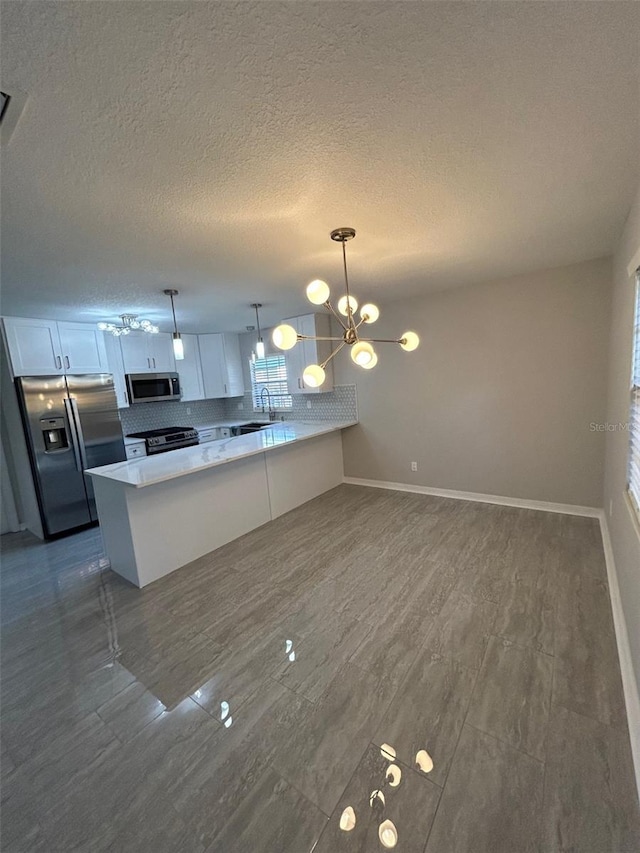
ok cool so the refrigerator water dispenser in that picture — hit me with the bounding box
[40,417,69,452]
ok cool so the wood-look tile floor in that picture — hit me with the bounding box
[1,484,639,852]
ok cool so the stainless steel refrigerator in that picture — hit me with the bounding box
[15,374,126,537]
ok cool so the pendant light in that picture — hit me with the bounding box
[251,303,265,360]
[272,228,419,387]
[164,289,184,360]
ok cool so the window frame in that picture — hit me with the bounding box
[249,353,293,412]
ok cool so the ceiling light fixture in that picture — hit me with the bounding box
[97,314,159,337]
[250,303,265,361]
[272,228,419,387]
[164,289,184,361]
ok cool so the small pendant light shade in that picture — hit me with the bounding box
[164,289,184,360]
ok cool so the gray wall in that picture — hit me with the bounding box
[334,256,612,507]
[604,183,640,690]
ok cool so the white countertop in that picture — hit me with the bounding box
[89,420,356,488]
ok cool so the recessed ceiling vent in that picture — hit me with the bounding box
[0,88,28,146]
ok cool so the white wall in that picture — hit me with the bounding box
[334,256,612,508]
[604,184,640,691]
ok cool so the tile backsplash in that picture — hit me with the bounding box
[119,397,227,434]
[118,384,357,434]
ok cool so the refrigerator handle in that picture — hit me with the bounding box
[69,398,89,471]
[63,398,83,472]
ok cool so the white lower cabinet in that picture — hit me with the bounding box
[198,333,244,398]
[125,441,147,459]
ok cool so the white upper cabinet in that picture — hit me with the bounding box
[103,333,129,408]
[284,313,334,394]
[199,333,244,398]
[56,322,108,373]
[176,335,205,401]
[120,333,175,374]
[2,317,108,377]
[2,317,63,375]
[119,334,150,373]
[148,334,175,373]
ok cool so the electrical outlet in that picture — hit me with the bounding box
[307,400,312,409]
[411,461,418,472]
[186,407,191,415]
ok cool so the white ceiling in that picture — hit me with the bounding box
[1,1,638,334]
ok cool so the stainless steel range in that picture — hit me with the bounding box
[127,426,199,455]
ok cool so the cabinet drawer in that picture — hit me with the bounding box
[125,444,147,459]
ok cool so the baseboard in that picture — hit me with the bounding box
[599,513,640,799]
[342,476,601,517]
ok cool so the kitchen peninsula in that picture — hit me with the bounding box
[86,420,356,587]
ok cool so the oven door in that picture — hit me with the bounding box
[125,373,181,404]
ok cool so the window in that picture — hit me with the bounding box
[250,354,292,410]
[628,270,640,519]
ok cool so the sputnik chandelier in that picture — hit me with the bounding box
[272,228,419,387]
[97,315,159,337]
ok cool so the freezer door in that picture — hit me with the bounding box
[65,374,126,521]
[15,376,93,535]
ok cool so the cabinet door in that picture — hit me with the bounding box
[285,317,305,394]
[148,334,175,373]
[198,334,226,398]
[302,313,334,394]
[221,334,244,397]
[177,335,205,401]
[57,322,108,373]
[2,317,63,376]
[102,334,129,408]
[283,314,334,394]
[120,335,152,373]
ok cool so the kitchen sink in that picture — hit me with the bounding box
[235,421,273,435]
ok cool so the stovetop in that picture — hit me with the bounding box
[128,426,195,439]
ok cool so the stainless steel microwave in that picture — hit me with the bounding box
[125,372,181,404]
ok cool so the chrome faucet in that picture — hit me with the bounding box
[260,387,277,421]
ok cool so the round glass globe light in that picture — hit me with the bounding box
[400,331,419,352]
[360,303,379,324]
[361,351,378,370]
[378,820,398,848]
[272,324,298,350]
[303,364,326,388]
[351,341,374,366]
[337,294,358,316]
[306,279,330,305]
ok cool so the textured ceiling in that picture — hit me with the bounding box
[1,1,639,333]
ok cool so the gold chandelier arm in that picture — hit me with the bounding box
[324,300,349,331]
[296,334,344,342]
[358,337,405,344]
[320,340,346,369]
